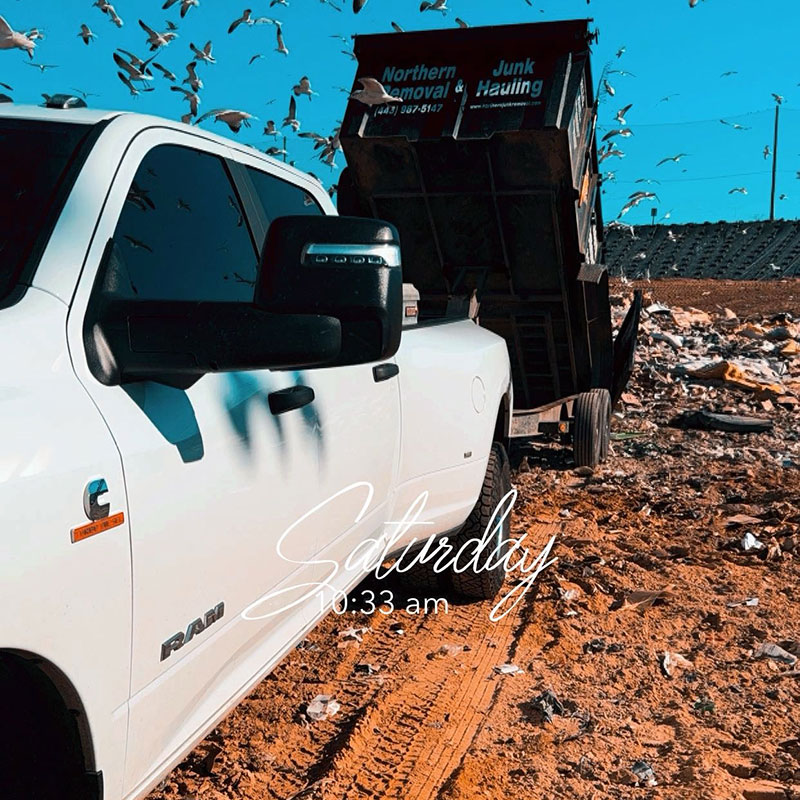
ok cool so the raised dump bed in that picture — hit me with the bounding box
[338,18,640,466]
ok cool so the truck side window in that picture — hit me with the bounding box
[112,145,258,302]
[246,167,323,222]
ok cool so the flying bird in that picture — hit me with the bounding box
[263,120,278,136]
[77,24,96,45]
[171,85,200,116]
[391,21,404,32]
[183,61,202,91]
[0,16,37,59]
[720,70,738,77]
[117,71,153,96]
[195,108,257,133]
[249,53,263,64]
[455,17,469,27]
[656,153,688,166]
[602,79,615,97]
[265,146,287,157]
[26,62,59,73]
[152,62,176,81]
[282,95,300,131]
[615,103,633,124]
[598,146,625,163]
[720,118,750,130]
[190,41,215,63]
[293,76,318,100]
[349,77,402,106]
[139,19,178,50]
[354,0,369,11]
[763,145,771,159]
[275,25,289,55]
[601,128,633,142]
[772,93,784,105]
[420,0,448,13]
[228,9,275,34]
[163,0,199,19]
[114,51,154,83]
[94,2,124,27]
[728,186,747,195]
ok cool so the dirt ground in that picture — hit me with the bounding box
[148,279,800,800]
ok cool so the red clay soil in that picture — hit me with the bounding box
[147,279,800,800]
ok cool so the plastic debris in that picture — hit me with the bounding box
[754,643,798,666]
[532,689,564,722]
[306,695,341,722]
[631,760,657,787]
[670,410,773,434]
[659,651,693,678]
[741,532,765,552]
[618,585,675,611]
[494,663,523,676]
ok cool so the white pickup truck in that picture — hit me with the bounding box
[0,104,512,800]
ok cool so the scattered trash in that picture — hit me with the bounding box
[631,760,657,787]
[338,627,368,643]
[741,532,765,552]
[435,643,464,657]
[353,662,379,676]
[659,651,693,678]
[670,410,773,434]
[753,643,798,667]
[684,360,785,398]
[725,514,763,527]
[389,622,405,636]
[531,689,565,723]
[494,663,523,676]
[727,597,759,608]
[306,695,341,722]
[618,585,675,611]
[650,330,684,351]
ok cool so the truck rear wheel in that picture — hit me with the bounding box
[448,442,512,600]
[573,388,611,468]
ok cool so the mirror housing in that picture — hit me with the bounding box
[256,215,403,366]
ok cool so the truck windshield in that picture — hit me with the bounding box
[0,119,94,306]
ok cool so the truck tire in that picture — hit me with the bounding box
[573,388,611,468]
[448,442,512,600]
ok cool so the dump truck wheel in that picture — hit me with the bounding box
[573,389,611,468]
[448,443,512,600]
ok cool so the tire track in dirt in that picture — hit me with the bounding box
[303,521,559,800]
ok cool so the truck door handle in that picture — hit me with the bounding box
[372,363,399,382]
[268,385,315,415]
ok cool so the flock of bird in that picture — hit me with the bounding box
[598,42,793,224]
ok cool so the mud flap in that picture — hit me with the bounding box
[610,289,642,406]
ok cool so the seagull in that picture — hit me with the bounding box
[123,235,153,253]
[163,0,199,19]
[77,24,96,45]
[171,85,200,116]
[635,178,660,185]
[601,128,633,142]
[618,194,656,217]
[607,69,636,78]
[275,25,289,55]
[615,103,633,124]
[602,79,615,97]
[728,186,747,195]
[720,118,750,130]
[70,87,98,99]
[763,145,771,159]
[94,1,123,27]
[228,10,275,34]
[659,94,679,102]
[354,0,369,11]
[391,21,403,32]
[152,62,176,81]
[263,119,278,136]
[190,41,215,63]
[656,153,688,166]
[270,0,289,5]
[341,47,356,61]
[320,0,343,10]
[598,146,624,163]
[293,76,318,101]
[139,20,178,50]
[113,51,154,82]
[265,146,287,157]
[165,20,179,31]
[195,108,257,133]
[455,17,469,27]
[720,70,738,77]
[420,0,448,13]
[349,77,402,106]
[117,71,153,96]
[249,53,263,65]
[26,62,59,73]
[282,95,300,130]
[772,93,784,105]
[0,16,36,59]
[183,61,202,91]
[25,28,45,41]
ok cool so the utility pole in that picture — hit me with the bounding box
[769,103,780,221]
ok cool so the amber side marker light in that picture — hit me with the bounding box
[71,512,125,544]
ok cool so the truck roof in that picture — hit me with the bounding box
[0,104,324,190]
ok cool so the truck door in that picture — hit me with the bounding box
[240,162,402,604]
[66,130,327,794]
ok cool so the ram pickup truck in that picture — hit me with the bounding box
[0,105,512,800]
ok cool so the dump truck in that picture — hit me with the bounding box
[339,18,642,468]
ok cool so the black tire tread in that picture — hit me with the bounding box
[573,388,611,468]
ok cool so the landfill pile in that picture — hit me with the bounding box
[147,279,800,800]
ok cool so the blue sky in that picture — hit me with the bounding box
[1,0,799,225]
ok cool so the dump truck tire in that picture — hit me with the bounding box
[573,389,611,468]
[448,443,511,600]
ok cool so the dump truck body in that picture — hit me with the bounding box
[339,19,634,431]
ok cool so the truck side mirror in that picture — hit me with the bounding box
[255,216,403,366]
